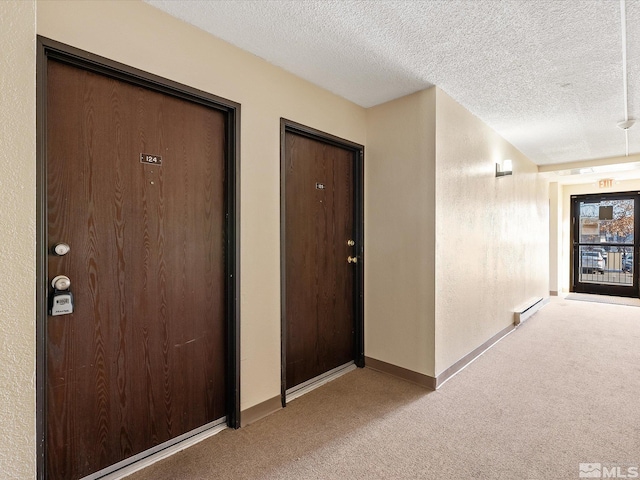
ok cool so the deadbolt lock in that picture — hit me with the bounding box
[52,243,71,256]
[347,240,355,246]
[347,256,358,264]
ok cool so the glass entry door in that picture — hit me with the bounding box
[572,192,640,297]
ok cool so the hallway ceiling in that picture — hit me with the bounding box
[145,0,640,167]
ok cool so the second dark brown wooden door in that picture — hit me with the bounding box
[284,131,356,389]
[46,59,227,479]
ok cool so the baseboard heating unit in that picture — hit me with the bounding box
[514,297,549,325]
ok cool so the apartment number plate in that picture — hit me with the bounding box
[140,153,162,166]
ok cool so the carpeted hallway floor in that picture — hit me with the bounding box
[126,297,640,480]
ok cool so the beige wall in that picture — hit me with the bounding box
[559,179,640,293]
[434,88,548,375]
[365,89,437,377]
[0,1,36,478]
[36,0,365,410]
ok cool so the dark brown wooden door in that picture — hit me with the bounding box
[284,131,355,389]
[46,60,226,479]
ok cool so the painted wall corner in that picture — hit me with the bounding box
[365,89,437,377]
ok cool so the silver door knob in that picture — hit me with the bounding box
[53,243,70,256]
[51,275,71,291]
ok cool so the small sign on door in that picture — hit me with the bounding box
[140,153,162,166]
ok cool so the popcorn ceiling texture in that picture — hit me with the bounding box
[0,1,36,478]
[146,0,640,165]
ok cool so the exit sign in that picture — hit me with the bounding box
[598,178,614,189]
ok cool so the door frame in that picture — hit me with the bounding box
[570,191,640,297]
[279,119,365,407]
[36,37,241,478]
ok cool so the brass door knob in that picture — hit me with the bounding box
[347,256,358,264]
[347,240,355,246]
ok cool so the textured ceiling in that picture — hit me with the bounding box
[145,0,640,166]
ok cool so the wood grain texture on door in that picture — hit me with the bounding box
[46,59,226,479]
[284,131,355,389]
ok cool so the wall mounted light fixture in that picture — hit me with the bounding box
[496,159,513,177]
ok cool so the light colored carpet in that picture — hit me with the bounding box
[126,298,640,480]
[565,292,640,307]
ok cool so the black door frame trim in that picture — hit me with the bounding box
[279,118,365,408]
[570,191,640,297]
[36,36,241,479]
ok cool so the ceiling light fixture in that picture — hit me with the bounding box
[619,0,634,156]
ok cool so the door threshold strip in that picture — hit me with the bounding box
[286,362,356,403]
[86,418,227,480]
